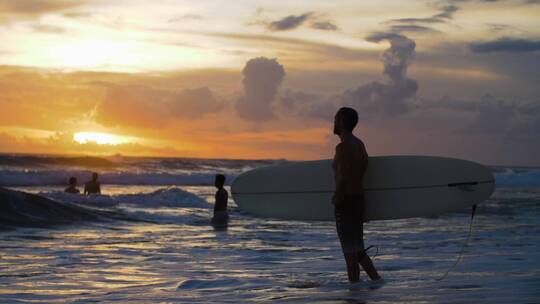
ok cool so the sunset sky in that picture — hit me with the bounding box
[0,0,539,165]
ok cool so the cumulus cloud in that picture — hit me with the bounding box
[339,33,418,116]
[267,13,312,31]
[167,87,221,119]
[236,57,285,121]
[469,37,540,53]
[97,85,221,128]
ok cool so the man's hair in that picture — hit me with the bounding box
[69,177,77,185]
[337,107,358,132]
[215,174,226,184]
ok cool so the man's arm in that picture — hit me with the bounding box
[333,143,354,204]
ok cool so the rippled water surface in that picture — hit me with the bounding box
[1,186,539,303]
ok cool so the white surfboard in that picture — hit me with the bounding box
[231,156,495,221]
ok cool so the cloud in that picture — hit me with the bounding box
[469,37,540,53]
[464,95,516,134]
[205,32,378,61]
[310,21,338,31]
[0,0,89,23]
[389,5,459,25]
[97,85,221,128]
[273,33,418,120]
[267,13,312,31]
[279,89,338,121]
[236,57,285,121]
[167,87,221,119]
[31,24,66,34]
[168,14,203,23]
[338,33,418,117]
[390,25,439,33]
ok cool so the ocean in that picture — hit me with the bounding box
[0,154,539,303]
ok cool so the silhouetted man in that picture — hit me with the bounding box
[84,172,101,195]
[64,177,80,194]
[332,107,381,283]
[211,174,229,228]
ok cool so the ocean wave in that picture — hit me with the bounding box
[0,169,237,186]
[0,154,284,172]
[494,168,540,187]
[1,163,538,188]
[0,187,130,230]
[42,187,210,209]
[0,155,116,168]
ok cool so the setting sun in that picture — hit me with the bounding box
[73,132,132,145]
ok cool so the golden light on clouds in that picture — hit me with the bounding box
[73,132,133,145]
[0,0,538,164]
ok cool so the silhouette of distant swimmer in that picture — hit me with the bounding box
[332,107,381,283]
[211,174,229,228]
[84,172,101,195]
[64,177,80,194]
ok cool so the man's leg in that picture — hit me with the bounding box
[358,251,381,280]
[344,253,360,282]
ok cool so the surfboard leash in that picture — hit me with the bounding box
[363,245,379,260]
[436,204,477,281]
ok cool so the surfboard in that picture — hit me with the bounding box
[231,156,495,221]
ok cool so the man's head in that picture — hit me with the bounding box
[69,177,77,186]
[333,107,358,135]
[92,172,99,182]
[215,174,226,188]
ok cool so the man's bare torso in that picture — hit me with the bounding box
[332,136,368,196]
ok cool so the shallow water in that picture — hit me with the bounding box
[1,186,539,303]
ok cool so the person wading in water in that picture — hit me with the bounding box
[332,107,381,283]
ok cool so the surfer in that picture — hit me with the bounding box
[211,174,229,228]
[332,107,381,283]
[84,172,101,195]
[64,177,80,194]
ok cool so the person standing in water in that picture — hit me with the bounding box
[332,107,381,283]
[64,177,80,194]
[84,172,101,195]
[211,174,229,227]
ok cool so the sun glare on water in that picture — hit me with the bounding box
[73,132,131,145]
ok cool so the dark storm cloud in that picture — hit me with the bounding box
[267,13,312,31]
[469,37,540,53]
[236,57,285,121]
